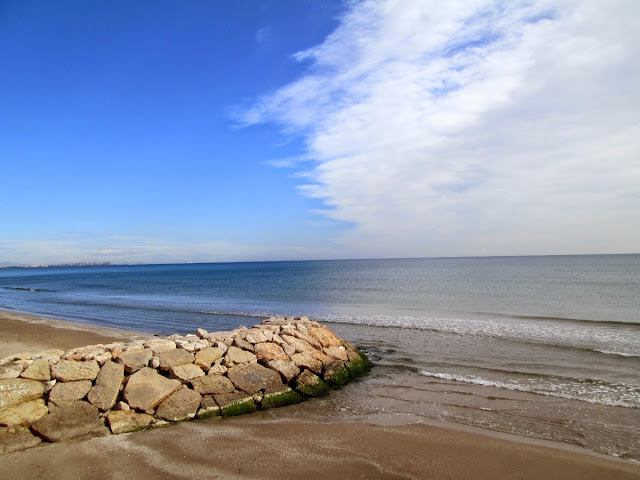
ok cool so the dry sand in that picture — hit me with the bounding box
[1,310,639,480]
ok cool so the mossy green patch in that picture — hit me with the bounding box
[196,407,221,420]
[259,388,304,410]
[220,399,256,418]
[295,377,329,397]
[324,365,349,386]
[345,350,372,379]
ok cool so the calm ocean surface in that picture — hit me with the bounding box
[1,255,639,461]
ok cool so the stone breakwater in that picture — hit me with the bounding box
[0,317,370,454]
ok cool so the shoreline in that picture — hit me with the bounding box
[0,309,149,360]
[1,310,639,479]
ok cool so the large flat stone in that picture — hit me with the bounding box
[123,368,182,411]
[143,338,176,355]
[169,363,204,382]
[19,359,51,381]
[194,347,224,371]
[48,380,92,407]
[155,386,201,422]
[31,401,109,442]
[0,426,42,454]
[87,360,125,411]
[157,349,195,370]
[308,325,342,348]
[50,360,100,382]
[291,351,323,375]
[266,359,300,383]
[227,363,283,395]
[116,349,152,373]
[190,375,235,395]
[0,378,44,411]
[106,410,154,434]
[0,399,48,427]
[254,343,289,363]
[222,346,257,366]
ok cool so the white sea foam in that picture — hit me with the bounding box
[418,370,640,409]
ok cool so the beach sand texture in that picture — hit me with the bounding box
[1,311,639,480]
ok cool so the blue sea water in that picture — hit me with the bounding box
[1,255,639,460]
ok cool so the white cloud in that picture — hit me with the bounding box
[243,0,640,256]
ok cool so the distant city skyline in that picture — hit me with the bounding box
[1,1,639,265]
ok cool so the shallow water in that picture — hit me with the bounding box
[0,255,638,460]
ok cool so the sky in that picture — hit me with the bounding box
[1,0,639,265]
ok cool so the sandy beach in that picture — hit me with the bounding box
[1,310,639,480]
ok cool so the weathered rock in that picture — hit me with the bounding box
[106,410,154,434]
[291,351,323,375]
[288,329,322,350]
[123,368,182,411]
[233,337,254,352]
[223,346,257,366]
[50,360,100,382]
[32,349,64,363]
[190,375,235,395]
[0,399,48,426]
[194,347,224,371]
[179,341,208,353]
[196,395,221,419]
[254,343,289,363]
[294,370,329,397]
[281,334,315,353]
[244,331,267,344]
[87,361,125,411]
[323,346,349,362]
[0,378,44,410]
[207,364,228,375]
[114,401,130,411]
[155,386,201,422]
[259,385,304,410]
[42,379,56,394]
[0,426,42,454]
[19,359,51,381]
[213,392,256,417]
[48,380,92,407]
[195,328,208,338]
[281,342,295,357]
[308,325,342,348]
[116,349,152,373]
[157,349,195,370]
[144,338,176,354]
[169,363,205,382]
[266,360,300,383]
[215,341,229,353]
[0,364,23,380]
[227,363,283,395]
[31,401,109,442]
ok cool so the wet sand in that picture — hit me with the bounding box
[1,310,639,479]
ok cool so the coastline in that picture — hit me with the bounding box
[1,311,639,479]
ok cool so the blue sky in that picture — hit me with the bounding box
[1,1,639,264]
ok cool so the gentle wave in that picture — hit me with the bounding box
[1,286,54,292]
[418,370,640,409]
[318,314,640,359]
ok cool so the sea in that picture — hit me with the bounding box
[1,255,638,462]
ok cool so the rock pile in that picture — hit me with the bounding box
[0,317,370,454]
